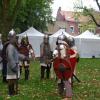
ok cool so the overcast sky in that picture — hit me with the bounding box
[51,0,99,17]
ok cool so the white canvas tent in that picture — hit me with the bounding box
[18,27,44,57]
[50,29,73,50]
[74,30,100,58]
[75,30,94,38]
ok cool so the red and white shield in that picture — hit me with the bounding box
[53,58,73,80]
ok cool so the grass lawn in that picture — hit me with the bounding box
[0,58,100,100]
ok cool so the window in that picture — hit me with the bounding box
[89,28,95,33]
[70,26,74,33]
[78,25,83,33]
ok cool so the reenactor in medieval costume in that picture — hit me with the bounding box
[53,35,73,100]
[68,37,79,77]
[19,37,29,80]
[18,36,35,80]
[6,29,27,96]
[2,39,9,83]
[40,35,52,79]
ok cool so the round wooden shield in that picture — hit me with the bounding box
[53,58,73,80]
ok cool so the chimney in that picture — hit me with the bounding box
[56,7,62,20]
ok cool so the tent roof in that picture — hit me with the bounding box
[75,30,100,40]
[50,29,74,38]
[75,30,94,38]
[18,27,44,37]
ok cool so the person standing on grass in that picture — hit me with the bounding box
[6,29,27,96]
[40,35,52,79]
[18,36,31,80]
[53,35,73,100]
[68,37,79,78]
[2,39,9,83]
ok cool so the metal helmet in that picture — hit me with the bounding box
[68,36,73,41]
[68,36,75,47]
[8,29,16,39]
[21,34,29,45]
[57,34,67,43]
[56,33,70,47]
[44,34,49,39]
[43,34,49,43]
[57,33,66,41]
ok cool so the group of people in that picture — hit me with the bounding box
[40,34,79,100]
[0,29,79,100]
[53,35,79,100]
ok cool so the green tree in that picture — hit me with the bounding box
[0,0,23,41]
[0,0,53,41]
[74,0,100,27]
[14,0,53,33]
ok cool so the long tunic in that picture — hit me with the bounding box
[6,44,25,79]
[40,42,51,66]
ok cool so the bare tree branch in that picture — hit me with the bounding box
[95,0,100,11]
[84,7,100,27]
[76,6,100,27]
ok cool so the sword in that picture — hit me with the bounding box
[72,73,81,82]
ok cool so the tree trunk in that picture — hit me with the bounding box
[0,0,22,42]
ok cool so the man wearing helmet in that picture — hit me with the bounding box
[6,29,27,96]
[18,36,30,80]
[40,35,52,79]
[53,34,69,59]
[67,37,79,83]
[53,34,73,100]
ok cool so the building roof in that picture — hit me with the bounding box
[60,11,75,21]
[56,7,100,23]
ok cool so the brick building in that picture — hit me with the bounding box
[46,7,100,36]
